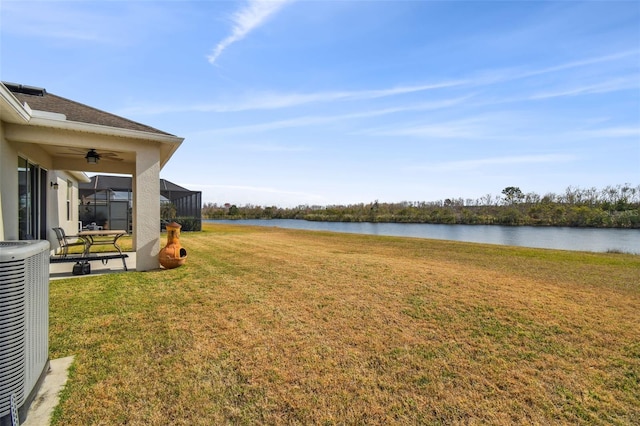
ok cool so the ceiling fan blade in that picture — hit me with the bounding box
[57,147,124,159]
[100,156,124,162]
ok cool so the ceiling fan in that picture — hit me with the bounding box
[57,147,124,163]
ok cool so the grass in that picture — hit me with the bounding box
[49,223,640,425]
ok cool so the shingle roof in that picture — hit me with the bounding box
[160,179,192,192]
[81,175,132,191]
[4,82,174,136]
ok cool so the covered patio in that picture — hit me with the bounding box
[1,82,184,271]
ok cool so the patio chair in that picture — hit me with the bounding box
[52,227,87,257]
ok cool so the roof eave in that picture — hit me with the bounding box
[29,114,184,168]
[160,138,183,169]
[29,114,184,145]
[0,83,31,124]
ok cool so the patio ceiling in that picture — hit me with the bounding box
[4,121,180,175]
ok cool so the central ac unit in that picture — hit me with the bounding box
[0,240,50,426]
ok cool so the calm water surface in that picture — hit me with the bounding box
[207,219,640,254]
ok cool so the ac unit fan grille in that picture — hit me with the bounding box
[0,240,49,423]
[0,259,26,417]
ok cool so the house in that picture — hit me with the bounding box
[79,174,202,231]
[0,81,184,271]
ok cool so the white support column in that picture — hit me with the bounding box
[133,144,161,271]
[0,129,19,240]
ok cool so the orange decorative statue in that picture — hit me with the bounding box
[159,222,187,269]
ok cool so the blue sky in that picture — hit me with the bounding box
[2,0,639,207]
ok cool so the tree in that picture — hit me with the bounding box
[161,202,176,220]
[502,186,524,205]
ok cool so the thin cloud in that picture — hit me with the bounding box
[239,143,311,152]
[0,1,118,43]
[346,81,467,100]
[185,96,471,136]
[360,113,499,139]
[519,50,639,79]
[185,183,297,194]
[182,183,326,204]
[530,77,640,100]
[186,115,337,137]
[208,0,293,65]
[414,154,576,172]
[123,49,637,116]
[119,80,465,115]
[367,122,479,139]
[467,50,640,88]
[571,127,640,139]
[221,80,465,111]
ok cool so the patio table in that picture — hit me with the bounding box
[78,229,128,256]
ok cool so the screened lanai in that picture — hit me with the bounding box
[79,175,202,231]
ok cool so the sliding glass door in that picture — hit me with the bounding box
[18,157,47,240]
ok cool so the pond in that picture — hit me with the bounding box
[206,219,640,254]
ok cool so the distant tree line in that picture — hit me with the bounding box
[202,184,640,228]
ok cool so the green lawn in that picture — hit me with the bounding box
[49,223,640,425]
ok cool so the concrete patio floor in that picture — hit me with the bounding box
[49,251,136,279]
[22,357,74,426]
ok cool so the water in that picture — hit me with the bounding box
[206,219,640,254]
